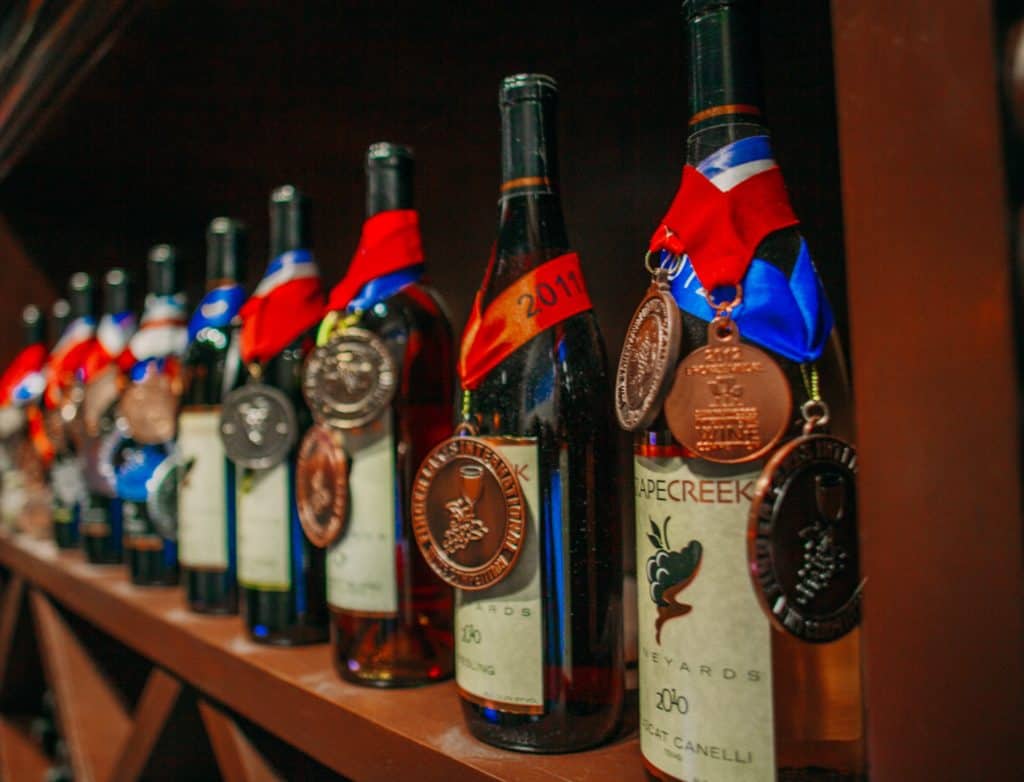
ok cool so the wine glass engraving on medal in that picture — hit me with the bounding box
[326,290,455,687]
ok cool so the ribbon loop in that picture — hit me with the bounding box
[326,210,425,314]
[188,284,245,343]
[45,316,96,407]
[240,249,324,363]
[0,344,46,406]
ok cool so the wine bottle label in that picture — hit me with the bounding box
[81,497,110,537]
[636,455,775,780]
[122,501,162,550]
[178,408,232,570]
[237,463,291,590]
[454,439,543,714]
[326,415,397,615]
[1,469,24,527]
[51,456,85,508]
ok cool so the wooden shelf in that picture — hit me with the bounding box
[0,532,642,782]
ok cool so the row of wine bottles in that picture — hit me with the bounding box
[0,0,866,778]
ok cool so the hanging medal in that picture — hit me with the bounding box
[663,286,791,463]
[221,363,299,471]
[747,381,862,643]
[615,249,683,431]
[222,247,324,472]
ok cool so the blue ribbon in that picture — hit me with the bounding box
[262,248,314,282]
[188,284,245,343]
[115,444,171,502]
[667,238,834,363]
[345,265,424,313]
[129,356,173,383]
[696,134,775,180]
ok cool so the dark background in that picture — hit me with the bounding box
[0,0,844,366]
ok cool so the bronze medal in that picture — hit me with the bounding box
[219,381,297,470]
[302,327,397,430]
[82,365,121,437]
[296,423,349,548]
[615,271,682,432]
[118,373,179,445]
[748,429,861,643]
[664,316,791,463]
[411,434,527,591]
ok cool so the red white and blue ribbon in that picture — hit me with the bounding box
[240,249,324,363]
[127,295,187,367]
[45,316,96,407]
[326,210,424,313]
[188,284,245,343]
[0,343,47,406]
[650,135,833,363]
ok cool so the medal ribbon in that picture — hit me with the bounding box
[650,134,833,362]
[26,405,55,466]
[649,135,798,291]
[0,343,46,406]
[188,284,245,343]
[239,249,324,363]
[325,210,425,313]
[667,240,833,363]
[125,294,187,383]
[115,443,171,502]
[82,311,136,382]
[44,316,96,407]
[458,252,593,390]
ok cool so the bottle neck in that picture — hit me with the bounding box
[104,286,129,316]
[270,209,310,259]
[366,165,413,217]
[486,99,569,307]
[23,317,43,346]
[685,1,766,164]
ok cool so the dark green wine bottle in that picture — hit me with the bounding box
[179,218,246,613]
[123,246,182,587]
[52,274,94,550]
[82,269,131,565]
[455,74,624,752]
[326,143,455,687]
[237,187,328,645]
[635,3,864,781]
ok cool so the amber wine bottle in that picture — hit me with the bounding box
[635,2,865,780]
[235,187,328,645]
[120,246,185,586]
[179,218,246,613]
[453,74,624,752]
[81,269,133,565]
[317,143,454,686]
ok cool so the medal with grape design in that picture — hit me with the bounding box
[645,516,703,643]
[411,434,527,591]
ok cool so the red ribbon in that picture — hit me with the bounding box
[0,344,46,406]
[45,331,95,408]
[240,263,325,364]
[326,210,424,312]
[458,252,593,390]
[26,406,54,467]
[649,164,798,292]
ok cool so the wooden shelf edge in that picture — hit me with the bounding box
[0,533,642,782]
[0,715,50,781]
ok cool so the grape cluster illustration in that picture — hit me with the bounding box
[442,497,489,555]
[646,516,703,643]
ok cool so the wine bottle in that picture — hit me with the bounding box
[415,74,624,752]
[0,305,45,530]
[633,2,865,780]
[230,186,327,645]
[179,218,246,613]
[307,142,454,686]
[81,269,135,565]
[119,245,187,586]
[50,273,96,550]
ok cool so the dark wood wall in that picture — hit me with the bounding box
[0,0,844,367]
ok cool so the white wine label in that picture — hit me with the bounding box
[237,463,291,590]
[1,469,25,528]
[327,415,397,615]
[178,409,231,570]
[455,439,543,714]
[636,456,775,781]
